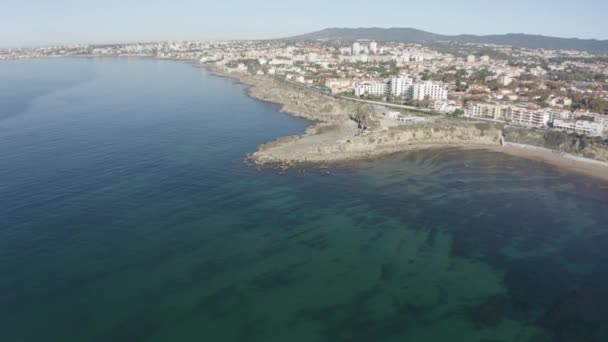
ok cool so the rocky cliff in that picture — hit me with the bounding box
[222,71,375,127]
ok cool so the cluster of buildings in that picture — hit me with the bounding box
[353,77,448,102]
[2,38,607,138]
[466,102,607,136]
[0,41,214,61]
[343,41,379,56]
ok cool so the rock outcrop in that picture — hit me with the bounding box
[211,72,503,165]
[253,122,502,165]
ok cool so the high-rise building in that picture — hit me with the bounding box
[352,42,361,56]
[389,77,414,97]
[370,41,378,54]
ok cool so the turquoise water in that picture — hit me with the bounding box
[1,58,608,342]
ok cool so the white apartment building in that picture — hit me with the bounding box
[388,77,414,97]
[587,113,608,131]
[352,42,361,56]
[466,104,606,136]
[354,81,388,97]
[466,103,511,120]
[370,41,378,54]
[339,47,352,55]
[466,103,552,128]
[410,82,448,101]
[553,118,605,137]
[511,107,551,127]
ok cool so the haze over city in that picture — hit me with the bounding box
[2,0,608,47]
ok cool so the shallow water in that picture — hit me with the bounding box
[1,58,608,342]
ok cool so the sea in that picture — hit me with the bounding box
[1,57,608,342]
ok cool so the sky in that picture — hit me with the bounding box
[1,0,607,47]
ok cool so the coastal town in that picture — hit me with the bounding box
[3,39,607,140]
[5,0,608,338]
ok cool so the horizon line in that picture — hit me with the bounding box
[3,26,608,49]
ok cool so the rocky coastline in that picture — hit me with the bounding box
[202,64,608,182]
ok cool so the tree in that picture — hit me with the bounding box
[452,109,465,116]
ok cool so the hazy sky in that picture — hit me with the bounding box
[2,0,607,47]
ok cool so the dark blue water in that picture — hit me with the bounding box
[1,58,608,342]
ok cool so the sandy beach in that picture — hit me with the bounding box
[497,144,608,183]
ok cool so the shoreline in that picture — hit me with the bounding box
[6,56,607,182]
[199,63,608,183]
[498,144,608,183]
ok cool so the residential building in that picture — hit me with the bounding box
[352,42,361,56]
[511,107,551,127]
[588,113,608,128]
[410,82,448,101]
[370,41,378,54]
[467,103,511,120]
[388,77,414,97]
[354,81,388,97]
[553,118,605,136]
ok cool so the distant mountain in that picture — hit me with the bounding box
[285,28,608,54]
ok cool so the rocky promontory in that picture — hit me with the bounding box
[204,66,608,181]
[211,70,502,165]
